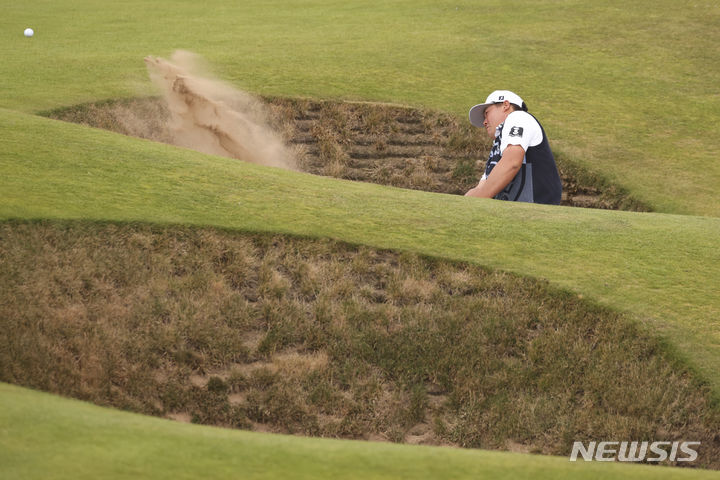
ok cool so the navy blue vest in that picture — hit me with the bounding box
[484,114,562,205]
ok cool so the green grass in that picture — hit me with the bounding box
[2,110,719,400]
[2,0,719,215]
[2,382,718,480]
[2,0,720,477]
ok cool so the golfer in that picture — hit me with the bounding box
[464,90,562,204]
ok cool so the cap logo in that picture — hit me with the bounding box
[498,95,504,100]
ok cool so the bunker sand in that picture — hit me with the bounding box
[144,51,296,170]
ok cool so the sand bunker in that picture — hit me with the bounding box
[144,51,296,170]
[45,55,651,211]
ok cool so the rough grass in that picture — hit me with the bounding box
[2,220,719,469]
[43,97,650,211]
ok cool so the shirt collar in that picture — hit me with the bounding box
[495,122,504,138]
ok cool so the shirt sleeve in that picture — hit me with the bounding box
[500,111,543,154]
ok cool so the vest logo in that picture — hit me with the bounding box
[569,441,700,462]
[509,126,523,137]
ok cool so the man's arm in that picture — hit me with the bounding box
[465,145,524,198]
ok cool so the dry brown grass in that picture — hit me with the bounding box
[1,220,718,468]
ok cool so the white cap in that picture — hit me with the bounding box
[469,90,525,127]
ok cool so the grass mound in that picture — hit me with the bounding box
[44,97,649,211]
[2,220,718,469]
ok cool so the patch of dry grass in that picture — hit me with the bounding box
[1,220,717,468]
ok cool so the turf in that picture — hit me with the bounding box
[2,0,719,215]
[2,382,718,480]
[2,0,720,477]
[2,109,719,398]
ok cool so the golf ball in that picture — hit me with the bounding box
[24,28,34,37]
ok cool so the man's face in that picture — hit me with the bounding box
[483,102,509,137]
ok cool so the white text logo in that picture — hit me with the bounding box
[569,441,700,462]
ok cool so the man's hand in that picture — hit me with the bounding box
[464,179,486,197]
[465,145,524,198]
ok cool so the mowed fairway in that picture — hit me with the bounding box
[2,383,718,480]
[2,0,720,478]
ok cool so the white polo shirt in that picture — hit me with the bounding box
[499,110,544,155]
[478,109,562,204]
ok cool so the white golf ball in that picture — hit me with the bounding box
[24,28,34,37]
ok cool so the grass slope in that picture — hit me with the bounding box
[1,0,719,215]
[4,222,719,464]
[2,1,720,476]
[2,383,718,480]
[2,109,719,399]
[44,96,651,211]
